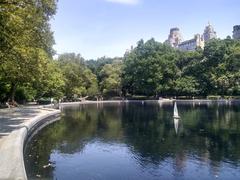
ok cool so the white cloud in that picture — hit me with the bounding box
[105,0,139,5]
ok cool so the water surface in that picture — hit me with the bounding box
[24,101,240,179]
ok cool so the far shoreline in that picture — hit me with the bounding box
[1,98,240,110]
[59,99,240,106]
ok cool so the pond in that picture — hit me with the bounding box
[24,101,240,180]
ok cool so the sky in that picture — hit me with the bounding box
[51,0,240,59]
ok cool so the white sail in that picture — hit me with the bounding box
[173,101,180,119]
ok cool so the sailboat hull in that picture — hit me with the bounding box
[173,116,180,119]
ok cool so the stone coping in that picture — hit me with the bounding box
[0,108,60,180]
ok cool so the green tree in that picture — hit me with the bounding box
[58,53,98,99]
[122,38,179,96]
[86,56,115,75]
[201,39,240,95]
[174,76,199,96]
[0,0,57,102]
[99,62,123,96]
[34,60,65,99]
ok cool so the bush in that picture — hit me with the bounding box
[37,98,52,105]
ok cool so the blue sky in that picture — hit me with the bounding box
[51,0,240,59]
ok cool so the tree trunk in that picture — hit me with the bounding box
[9,83,17,103]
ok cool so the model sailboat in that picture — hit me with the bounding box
[173,101,180,119]
[173,101,180,134]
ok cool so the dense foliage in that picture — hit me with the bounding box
[58,53,98,99]
[99,61,122,96]
[122,38,240,97]
[0,0,61,103]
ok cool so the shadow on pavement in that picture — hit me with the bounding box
[0,108,41,139]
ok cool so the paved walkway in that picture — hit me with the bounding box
[0,106,60,180]
[0,107,42,141]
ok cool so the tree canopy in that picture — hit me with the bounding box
[57,53,98,100]
[122,38,240,97]
[0,0,58,102]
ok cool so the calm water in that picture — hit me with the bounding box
[24,101,240,180]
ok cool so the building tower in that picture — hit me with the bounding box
[203,22,217,42]
[165,27,182,48]
[233,25,240,40]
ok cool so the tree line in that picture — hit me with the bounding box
[122,38,240,97]
[1,1,240,104]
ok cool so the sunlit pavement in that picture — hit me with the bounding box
[0,106,60,179]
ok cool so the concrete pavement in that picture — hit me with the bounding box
[0,107,60,180]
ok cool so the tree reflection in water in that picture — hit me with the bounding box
[24,101,240,179]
